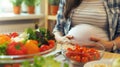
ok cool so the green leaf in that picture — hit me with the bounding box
[49,0,60,5]
[0,43,7,55]
[34,56,45,67]
[25,28,37,40]
[24,0,41,6]
[11,0,23,6]
[64,63,69,67]
[22,60,31,67]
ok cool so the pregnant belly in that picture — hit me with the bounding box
[67,24,108,45]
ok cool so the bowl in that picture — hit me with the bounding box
[84,59,112,67]
[0,43,56,67]
[62,43,105,67]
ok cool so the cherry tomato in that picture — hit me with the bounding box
[81,57,89,63]
[88,55,94,61]
[48,40,55,45]
[94,52,100,59]
[66,52,71,58]
[48,40,55,48]
[74,55,81,62]
[66,44,100,63]
[39,45,49,52]
[67,48,73,51]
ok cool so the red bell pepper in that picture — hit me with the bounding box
[7,42,27,55]
[9,32,19,38]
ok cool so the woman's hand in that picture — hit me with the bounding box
[66,35,74,40]
[55,35,73,44]
[54,32,74,44]
[90,36,113,51]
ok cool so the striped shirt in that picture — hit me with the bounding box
[53,0,120,53]
[71,0,107,29]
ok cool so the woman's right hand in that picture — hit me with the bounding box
[54,31,74,44]
[55,35,71,44]
[54,31,65,43]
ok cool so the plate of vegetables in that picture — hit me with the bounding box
[0,28,56,65]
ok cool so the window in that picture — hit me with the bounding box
[0,0,41,14]
[0,0,13,13]
[0,0,42,21]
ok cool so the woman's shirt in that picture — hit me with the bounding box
[53,0,120,40]
[71,0,107,30]
[53,0,120,53]
[70,0,109,41]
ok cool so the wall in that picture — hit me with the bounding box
[0,19,38,33]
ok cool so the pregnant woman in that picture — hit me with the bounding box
[53,0,120,53]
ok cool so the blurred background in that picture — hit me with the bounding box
[0,0,58,33]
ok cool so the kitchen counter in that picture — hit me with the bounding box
[103,52,120,59]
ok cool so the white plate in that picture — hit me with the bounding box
[84,59,113,67]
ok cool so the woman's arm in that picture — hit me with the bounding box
[113,36,120,50]
[53,0,66,42]
[90,36,120,52]
[53,0,65,35]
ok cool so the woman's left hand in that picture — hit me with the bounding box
[89,36,113,51]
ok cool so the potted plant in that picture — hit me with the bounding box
[11,0,23,14]
[24,0,41,14]
[49,0,60,15]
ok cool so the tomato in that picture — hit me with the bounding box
[75,45,81,50]
[12,63,20,67]
[67,48,73,51]
[4,64,12,67]
[39,45,49,52]
[79,47,87,53]
[9,32,19,38]
[48,40,55,45]
[39,40,55,52]
[94,52,100,59]
[82,53,90,57]
[88,55,94,61]
[87,48,97,53]
[4,63,20,67]
[65,44,100,63]
[49,43,54,48]
[74,55,81,62]
[48,40,55,48]
[66,52,71,58]
[81,57,89,63]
